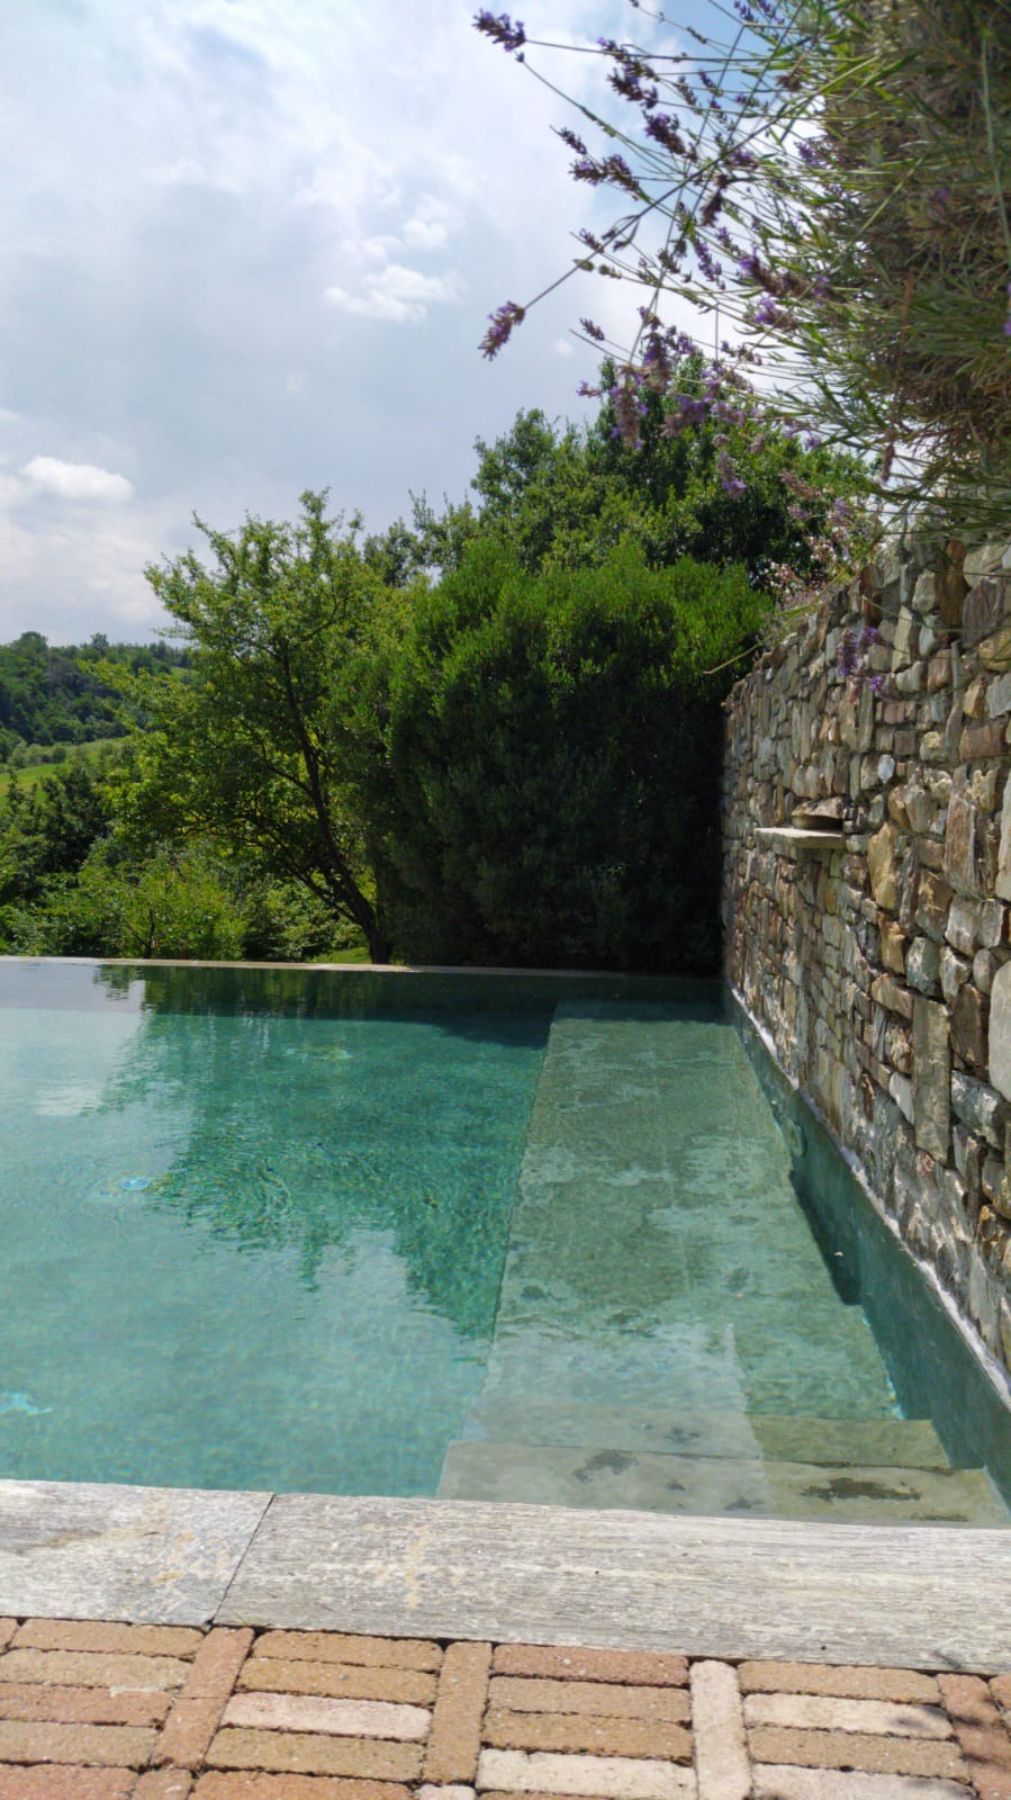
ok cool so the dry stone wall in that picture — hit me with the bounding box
[723,535,1011,1377]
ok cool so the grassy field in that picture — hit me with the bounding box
[0,737,124,796]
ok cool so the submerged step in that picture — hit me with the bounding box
[462,1399,952,1472]
[438,1440,1009,1526]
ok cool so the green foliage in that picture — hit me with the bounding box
[118,492,393,961]
[16,845,248,961]
[0,757,367,963]
[486,1,1011,531]
[365,372,866,591]
[0,630,189,756]
[375,541,767,972]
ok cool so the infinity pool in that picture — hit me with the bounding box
[1,961,1007,1521]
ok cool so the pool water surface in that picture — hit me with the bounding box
[1,961,1007,1521]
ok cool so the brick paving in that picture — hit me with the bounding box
[0,1621,1007,1798]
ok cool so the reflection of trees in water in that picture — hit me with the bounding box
[92,966,550,1338]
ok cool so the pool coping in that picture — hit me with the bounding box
[1,1480,1009,1673]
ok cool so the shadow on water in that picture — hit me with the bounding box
[732,996,1011,1506]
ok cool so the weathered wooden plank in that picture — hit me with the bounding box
[0,1479,270,1625]
[217,1494,1011,1673]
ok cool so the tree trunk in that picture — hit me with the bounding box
[365,923,393,964]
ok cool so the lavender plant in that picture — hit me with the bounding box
[475,0,1011,538]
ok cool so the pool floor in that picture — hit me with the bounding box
[1,963,1007,1522]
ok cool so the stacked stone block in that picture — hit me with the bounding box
[723,536,1011,1375]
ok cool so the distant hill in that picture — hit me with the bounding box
[0,631,191,758]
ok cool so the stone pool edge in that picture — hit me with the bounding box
[1,1480,1009,1673]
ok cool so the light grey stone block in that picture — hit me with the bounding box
[219,1492,1011,1671]
[0,1479,269,1624]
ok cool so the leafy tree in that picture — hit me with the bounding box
[365,368,864,590]
[374,539,767,971]
[14,844,247,960]
[116,492,393,962]
[0,631,189,753]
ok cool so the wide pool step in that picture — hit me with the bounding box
[438,1439,1009,1525]
[462,1398,953,1471]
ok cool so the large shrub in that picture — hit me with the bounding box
[377,541,766,972]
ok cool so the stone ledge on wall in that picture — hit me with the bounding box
[723,533,1011,1375]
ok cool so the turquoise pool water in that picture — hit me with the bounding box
[1,961,1007,1518]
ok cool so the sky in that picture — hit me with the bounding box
[0,0,674,643]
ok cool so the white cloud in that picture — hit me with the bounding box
[21,457,134,503]
[402,195,460,253]
[0,0,686,640]
[325,264,464,326]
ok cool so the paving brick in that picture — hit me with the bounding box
[238,1657,436,1707]
[752,1768,974,1798]
[490,1647,687,1688]
[476,1747,695,1798]
[992,1675,1011,1714]
[207,1726,423,1781]
[252,1634,440,1673]
[0,1768,136,1799]
[424,1640,491,1785]
[418,1786,477,1800]
[0,1681,170,1726]
[155,1696,229,1769]
[487,1678,689,1723]
[135,1772,195,1799]
[739,1664,941,1704]
[938,1672,1011,1799]
[193,1775,413,1798]
[484,1708,690,1762]
[0,1626,15,1655]
[747,1725,969,1780]
[480,1792,620,1800]
[745,1692,953,1738]
[0,1719,157,1767]
[223,1693,430,1741]
[13,1621,203,1658]
[0,1650,190,1692]
[690,1659,749,1800]
[183,1630,254,1701]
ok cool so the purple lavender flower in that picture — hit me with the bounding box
[479,300,525,359]
[837,631,859,678]
[474,10,526,52]
[580,318,605,342]
[717,448,746,498]
[738,249,762,280]
[644,113,687,157]
[557,127,587,156]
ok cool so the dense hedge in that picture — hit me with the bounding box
[375,541,766,972]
